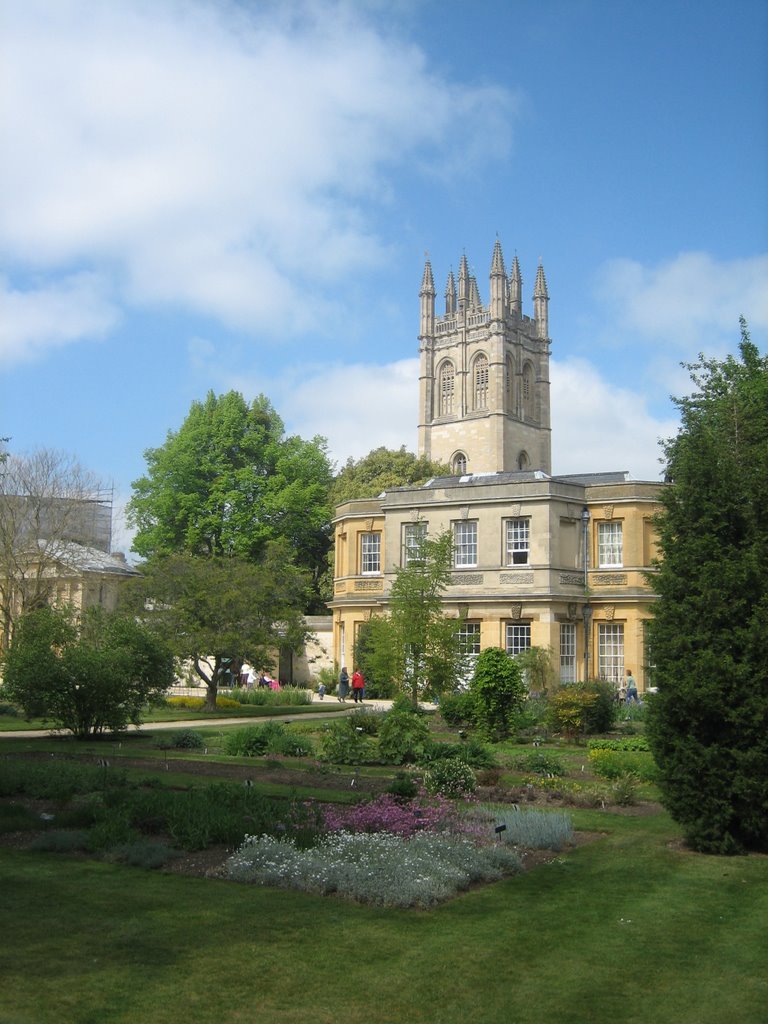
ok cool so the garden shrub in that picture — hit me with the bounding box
[473,804,574,850]
[169,728,205,750]
[422,738,496,769]
[378,707,432,765]
[386,771,419,800]
[423,757,477,798]
[166,696,241,710]
[0,702,19,717]
[469,647,526,741]
[439,691,475,727]
[88,806,138,851]
[547,685,598,738]
[110,839,181,869]
[225,831,522,908]
[29,829,90,853]
[348,708,382,735]
[611,774,640,806]
[319,720,373,765]
[588,736,650,752]
[223,721,311,758]
[588,747,657,782]
[514,750,566,776]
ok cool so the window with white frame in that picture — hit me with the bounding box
[598,623,624,684]
[458,621,481,656]
[453,452,467,475]
[473,354,489,409]
[360,532,381,575]
[505,623,531,657]
[402,522,427,566]
[598,521,623,567]
[439,362,455,415]
[560,623,576,683]
[453,521,477,567]
[505,517,530,565]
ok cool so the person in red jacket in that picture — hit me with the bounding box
[351,668,365,703]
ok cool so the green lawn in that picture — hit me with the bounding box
[1,808,767,1024]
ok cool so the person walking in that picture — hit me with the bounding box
[351,667,365,703]
[626,669,639,704]
[338,666,350,702]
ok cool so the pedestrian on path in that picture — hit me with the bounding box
[338,667,350,702]
[351,668,365,703]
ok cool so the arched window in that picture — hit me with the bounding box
[517,450,529,471]
[438,361,455,416]
[473,354,489,410]
[505,356,514,410]
[522,363,533,418]
[453,452,467,475]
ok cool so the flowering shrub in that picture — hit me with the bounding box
[224,830,522,908]
[166,696,241,710]
[322,792,467,838]
[423,757,477,798]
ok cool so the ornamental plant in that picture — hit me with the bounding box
[423,757,477,799]
[469,647,526,741]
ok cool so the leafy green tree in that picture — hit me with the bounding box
[127,391,333,610]
[646,321,768,853]
[516,645,558,695]
[2,605,174,738]
[469,647,526,741]
[331,446,449,504]
[123,545,310,709]
[359,531,465,705]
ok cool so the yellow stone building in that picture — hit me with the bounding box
[329,241,663,692]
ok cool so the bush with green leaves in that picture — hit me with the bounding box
[168,728,205,750]
[547,682,616,738]
[223,721,312,758]
[588,736,650,752]
[422,738,496,769]
[377,706,433,765]
[468,647,526,741]
[423,757,477,798]
[386,771,419,800]
[438,691,475,727]
[514,750,566,777]
[588,747,656,782]
[319,719,373,765]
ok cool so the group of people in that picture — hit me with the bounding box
[337,666,365,702]
[617,669,640,704]
[240,664,281,691]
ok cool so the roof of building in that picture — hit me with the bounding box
[389,470,636,492]
[39,541,140,576]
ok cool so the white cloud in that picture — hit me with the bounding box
[0,0,518,337]
[551,358,675,479]
[0,273,120,365]
[595,251,768,346]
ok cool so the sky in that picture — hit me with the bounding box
[1,0,767,552]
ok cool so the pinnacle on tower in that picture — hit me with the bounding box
[490,238,507,319]
[509,255,522,316]
[420,258,435,296]
[420,256,436,337]
[533,261,549,339]
[445,270,456,315]
[458,253,469,311]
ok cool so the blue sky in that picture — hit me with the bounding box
[2,0,766,550]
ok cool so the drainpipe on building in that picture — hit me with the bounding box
[581,506,591,682]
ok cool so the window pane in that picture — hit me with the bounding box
[506,518,530,565]
[474,355,488,409]
[598,623,624,684]
[361,533,381,574]
[505,623,531,657]
[598,522,623,567]
[440,364,454,415]
[453,521,477,567]
[403,523,427,565]
[560,623,576,682]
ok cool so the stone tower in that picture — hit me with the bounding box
[417,239,552,475]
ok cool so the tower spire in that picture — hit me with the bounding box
[490,238,507,319]
[445,270,456,316]
[533,261,549,339]
[509,254,522,317]
[458,253,469,312]
[420,256,436,337]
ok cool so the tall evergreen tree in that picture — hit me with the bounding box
[646,320,768,853]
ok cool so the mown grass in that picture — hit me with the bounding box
[1,807,766,1024]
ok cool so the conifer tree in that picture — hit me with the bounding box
[646,320,768,853]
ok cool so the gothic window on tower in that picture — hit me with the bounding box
[473,354,489,410]
[453,452,467,475]
[517,451,530,471]
[522,363,533,418]
[505,356,513,411]
[438,361,455,416]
